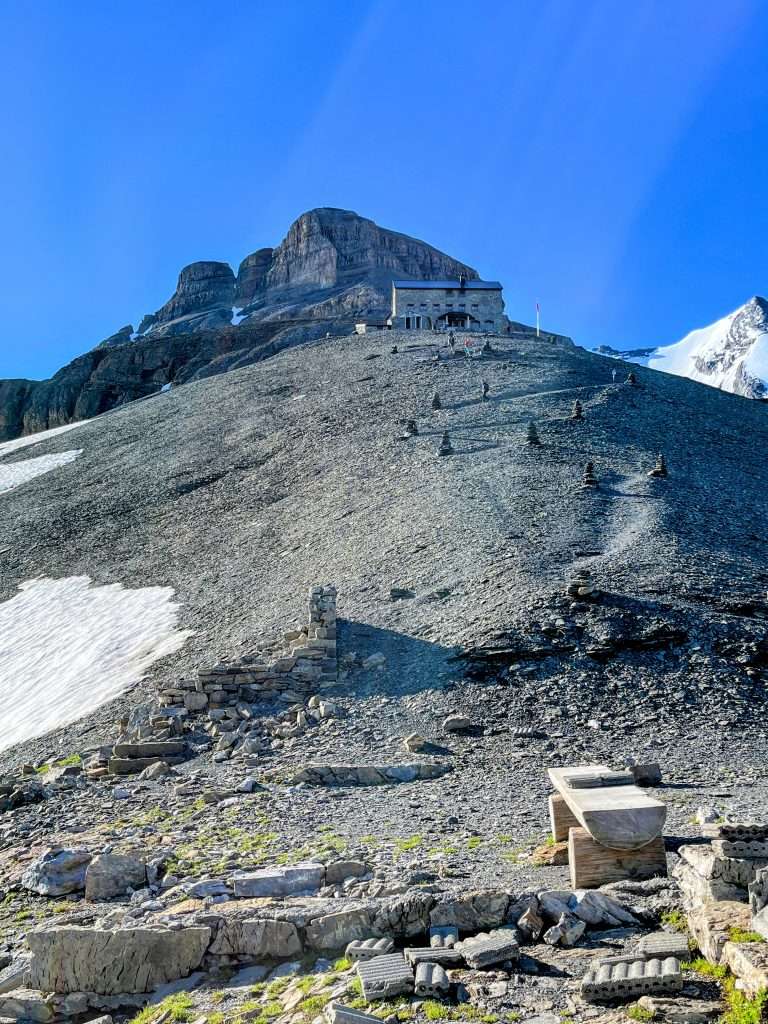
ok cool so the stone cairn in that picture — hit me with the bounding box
[567,569,596,600]
[572,400,584,420]
[438,431,454,456]
[431,392,442,411]
[161,585,338,710]
[625,371,638,385]
[648,453,668,478]
[526,421,541,446]
[581,462,599,489]
[404,419,419,437]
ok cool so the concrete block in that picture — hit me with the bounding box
[429,925,458,948]
[457,928,519,968]
[345,938,394,963]
[636,932,690,962]
[414,962,450,997]
[581,957,682,1003]
[404,947,462,967]
[356,954,414,1001]
[325,1003,381,1024]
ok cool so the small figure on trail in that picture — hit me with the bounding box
[481,379,490,401]
[648,453,668,478]
[572,399,584,420]
[391,345,398,354]
[431,392,442,411]
[438,431,454,456]
[448,331,456,351]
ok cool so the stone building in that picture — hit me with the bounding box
[389,275,507,332]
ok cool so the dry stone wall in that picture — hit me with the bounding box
[160,586,337,710]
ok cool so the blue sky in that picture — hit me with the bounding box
[1,0,766,379]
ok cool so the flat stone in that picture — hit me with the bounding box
[356,954,413,1001]
[325,861,368,885]
[231,863,324,898]
[112,742,186,758]
[325,1003,381,1024]
[0,958,31,996]
[637,996,721,1023]
[443,715,471,733]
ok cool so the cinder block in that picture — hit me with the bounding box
[346,937,395,963]
[456,928,519,968]
[636,932,690,962]
[356,954,414,1001]
[404,946,462,967]
[414,962,450,998]
[581,957,682,1003]
[429,925,459,948]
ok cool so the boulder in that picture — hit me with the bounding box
[325,860,369,885]
[721,940,768,997]
[305,908,375,950]
[373,891,434,938]
[208,919,301,958]
[443,715,471,733]
[29,925,211,994]
[687,901,752,963]
[430,891,510,932]
[0,989,54,1022]
[85,854,146,901]
[543,912,585,947]
[22,849,92,896]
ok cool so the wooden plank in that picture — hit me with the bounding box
[568,827,667,888]
[548,764,666,851]
[549,793,580,842]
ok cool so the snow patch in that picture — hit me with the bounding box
[0,421,88,460]
[0,451,82,495]
[231,306,247,325]
[0,577,192,752]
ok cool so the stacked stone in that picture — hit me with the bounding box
[160,586,338,710]
[581,462,599,488]
[566,569,595,599]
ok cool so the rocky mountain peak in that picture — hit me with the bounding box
[153,261,236,325]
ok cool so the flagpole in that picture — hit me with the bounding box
[536,301,540,338]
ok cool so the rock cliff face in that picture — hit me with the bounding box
[154,261,236,324]
[0,208,483,439]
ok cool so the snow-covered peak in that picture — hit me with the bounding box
[648,296,768,399]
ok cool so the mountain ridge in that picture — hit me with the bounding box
[0,208,479,440]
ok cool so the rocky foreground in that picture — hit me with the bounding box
[1,328,768,1024]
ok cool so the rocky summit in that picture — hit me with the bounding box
[0,209,476,441]
[1,321,768,1024]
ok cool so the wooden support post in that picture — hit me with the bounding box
[549,793,580,842]
[568,827,667,889]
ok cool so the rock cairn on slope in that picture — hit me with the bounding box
[481,380,490,401]
[404,419,418,437]
[648,453,668,478]
[581,462,599,488]
[626,371,638,386]
[526,421,541,446]
[431,393,442,411]
[567,569,596,600]
[572,399,584,420]
[438,432,453,456]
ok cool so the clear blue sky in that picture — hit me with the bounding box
[1,0,766,379]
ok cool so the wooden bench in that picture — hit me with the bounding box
[548,764,667,888]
